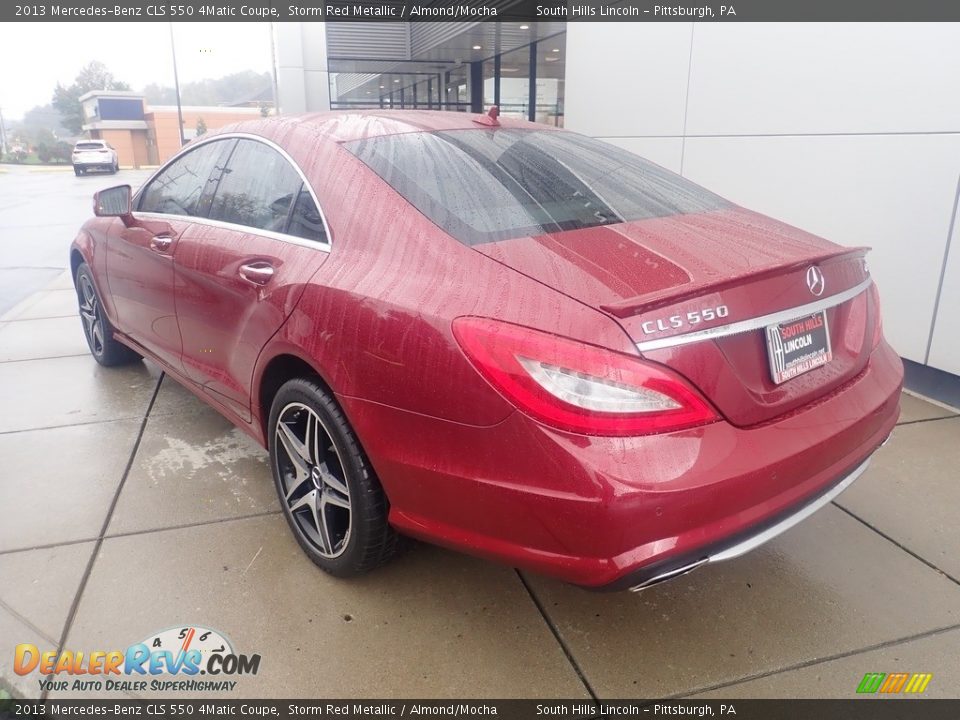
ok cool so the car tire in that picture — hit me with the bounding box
[269,377,399,577]
[75,262,142,366]
[73,166,82,177]
[112,162,119,174]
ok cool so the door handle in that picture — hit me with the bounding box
[150,235,173,252]
[239,262,275,286]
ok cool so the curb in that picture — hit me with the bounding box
[0,270,73,322]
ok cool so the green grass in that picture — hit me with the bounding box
[1,153,70,166]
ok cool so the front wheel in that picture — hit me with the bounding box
[75,262,141,366]
[268,377,398,577]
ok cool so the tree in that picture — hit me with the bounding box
[195,117,207,136]
[142,71,272,108]
[52,61,131,134]
[20,104,71,138]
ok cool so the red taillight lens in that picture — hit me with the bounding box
[452,317,718,436]
[868,281,883,350]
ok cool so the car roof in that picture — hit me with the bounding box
[206,110,550,145]
[75,139,106,145]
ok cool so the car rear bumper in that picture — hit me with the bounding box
[607,453,874,592]
[340,340,903,588]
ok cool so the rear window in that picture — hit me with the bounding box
[75,142,105,150]
[345,129,728,246]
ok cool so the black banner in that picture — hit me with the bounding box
[6,0,960,22]
[4,700,960,720]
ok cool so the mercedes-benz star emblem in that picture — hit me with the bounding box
[806,266,825,296]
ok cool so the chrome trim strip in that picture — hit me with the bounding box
[131,131,333,251]
[707,457,869,563]
[635,276,874,352]
[136,212,331,253]
[630,457,870,592]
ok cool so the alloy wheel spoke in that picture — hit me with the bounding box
[277,420,310,477]
[322,489,350,510]
[305,411,321,466]
[79,282,99,340]
[316,496,337,552]
[316,461,349,498]
[80,309,96,334]
[289,489,329,553]
[92,322,103,348]
[284,473,313,502]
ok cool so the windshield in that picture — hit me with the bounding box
[75,142,105,150]
[345,129,729,246]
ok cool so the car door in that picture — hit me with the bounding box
[173,137,332,422]
[106,138,235,370]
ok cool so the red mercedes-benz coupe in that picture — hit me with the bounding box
[71,110,902,590]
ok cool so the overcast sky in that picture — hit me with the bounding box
[0,22,274,119]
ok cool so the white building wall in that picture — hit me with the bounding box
[274,23,331,114]
[565,22,960,373]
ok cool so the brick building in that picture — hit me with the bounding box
[79,90,264,168]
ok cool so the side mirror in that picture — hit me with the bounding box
[93,185,132,218]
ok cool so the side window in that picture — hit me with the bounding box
[208,140,304,234]
[287,186,327,243]
[139,140,234,217]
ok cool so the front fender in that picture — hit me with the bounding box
[70,222,119,327]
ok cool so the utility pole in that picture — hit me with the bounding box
[0,106,7,156]
[169,22,186,147]
[269,22,280,116]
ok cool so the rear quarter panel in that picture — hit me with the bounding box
[254,132,637,430]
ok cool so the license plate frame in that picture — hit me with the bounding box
[765,310,833,385]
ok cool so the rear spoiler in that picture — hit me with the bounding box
[599,246,870,319]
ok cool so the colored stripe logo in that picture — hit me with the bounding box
[857,672,932,694]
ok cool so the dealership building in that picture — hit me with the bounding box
[271,21,960,391]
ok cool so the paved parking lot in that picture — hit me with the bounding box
[0,165,153,316]
[1,169,959,701]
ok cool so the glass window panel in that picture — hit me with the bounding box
[287,186,327,243]
[209,140,302,233]
[139,139,233,217]
[346,129,728,246]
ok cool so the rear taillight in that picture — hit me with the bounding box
[452,317,718,436]
[868,281,883,350]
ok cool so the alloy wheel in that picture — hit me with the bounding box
[78,274,104,356]
[275,402,352,558]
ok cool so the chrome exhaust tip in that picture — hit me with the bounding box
[627,558,708,593]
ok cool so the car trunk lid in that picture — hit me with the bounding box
[474,206,875,426]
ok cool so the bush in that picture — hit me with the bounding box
[2,149,28,164]
[51,141,73,164]
[29,140,72,164]
[35,142,54,163]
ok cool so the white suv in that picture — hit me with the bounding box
[72,140,119,176]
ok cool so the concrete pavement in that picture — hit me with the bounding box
[1,273,960,700]
[0,165,152,316]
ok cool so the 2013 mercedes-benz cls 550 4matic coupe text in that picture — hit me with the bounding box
[71,110,902,590]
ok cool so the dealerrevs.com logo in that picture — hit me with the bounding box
[14,625,261,693]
